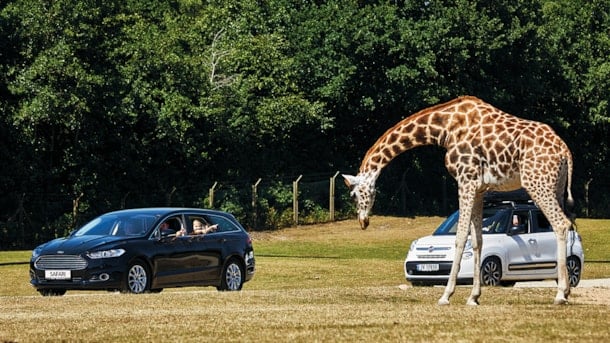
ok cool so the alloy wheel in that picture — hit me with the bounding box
[481,257,502,286]
[127,263,148,294]
[567,256,581,287]
[220,261,243,291]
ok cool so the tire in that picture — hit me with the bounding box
[567,256,582,287]
[480,257,502,286]
[123,260,150,294]
[39,289,66,296]
[218,258,244,291]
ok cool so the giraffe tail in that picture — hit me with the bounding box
[564,156,575,224]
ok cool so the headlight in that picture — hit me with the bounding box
[464,239,472,251]
[409,239,418,252]
[87,249,126,259]
[461,239,474,260]
[31,246,44,259]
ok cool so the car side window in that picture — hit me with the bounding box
[182,214,240,235]
[151,215,185,239]
[509,211,530,235]
[206,215,240,233]
[186,215,213,235]
[482,209,510,234]
[532,211,554,233]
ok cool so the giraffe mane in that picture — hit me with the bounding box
[359,96,481,173]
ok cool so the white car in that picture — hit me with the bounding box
[404,199,584,287]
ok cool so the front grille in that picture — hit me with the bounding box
[35,255,88,270]
[415,246,451,259]
[417,254,447,259]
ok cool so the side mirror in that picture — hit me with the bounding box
[509,225,526,236]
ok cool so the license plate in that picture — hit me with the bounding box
[416,264,439,272]
[45,270,71,280]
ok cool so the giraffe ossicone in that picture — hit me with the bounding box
[346,95,574,305]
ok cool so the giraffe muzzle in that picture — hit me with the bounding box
[359,217,369,230]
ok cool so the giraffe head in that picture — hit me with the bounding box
[343,173,376,230]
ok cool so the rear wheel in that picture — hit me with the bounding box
[567,256,582,287]
[123,260,150,294]
[480,257,502,286]
[218,258,244,291]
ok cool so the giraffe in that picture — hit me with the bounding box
[343,96,574,305]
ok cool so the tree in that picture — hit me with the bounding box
[538,0,610,216]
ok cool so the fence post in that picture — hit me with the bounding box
[293,175,302,226]
[208,182,218,208]
[329,171,340,221]
[252,178,262,228]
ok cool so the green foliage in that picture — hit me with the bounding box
[257,182,294,229]
[1,0,609,248]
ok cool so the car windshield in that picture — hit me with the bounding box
[433,208,510,235]
[73,213,158,237]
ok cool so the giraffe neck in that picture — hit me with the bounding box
[359,97,474,175]
[360,107,447,176]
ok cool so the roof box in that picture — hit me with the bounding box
[484,188,531,204]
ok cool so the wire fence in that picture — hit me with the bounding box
[2,170,609,250]
[0,172,356,249]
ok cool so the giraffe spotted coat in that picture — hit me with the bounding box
[344,96,574,305]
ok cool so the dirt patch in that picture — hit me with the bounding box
[571,287,610,305]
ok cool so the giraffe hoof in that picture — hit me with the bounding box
[437,299,450,306]
[466,299,479,306]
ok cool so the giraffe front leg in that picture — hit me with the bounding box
[438,221,471,306]
[438,259,459,306]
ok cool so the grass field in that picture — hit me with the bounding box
[1,216,609,342]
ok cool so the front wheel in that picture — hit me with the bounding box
[123,260,150,294]
[567,256,582,287]
[218,259,244,291]
[480,257,502,286]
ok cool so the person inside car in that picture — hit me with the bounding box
[160,221,175,236]
[176,224,187,237]
[192,219,218,235]
[511,214,527,234]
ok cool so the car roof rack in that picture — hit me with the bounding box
[484,189,533,206]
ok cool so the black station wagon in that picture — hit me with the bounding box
[30,208,255,296]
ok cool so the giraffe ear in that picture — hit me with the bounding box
[342,174,359,188]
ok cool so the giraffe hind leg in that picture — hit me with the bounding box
[466,196,484,306]
[526,188,572,304]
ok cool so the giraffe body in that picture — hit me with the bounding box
[344,96,574,305]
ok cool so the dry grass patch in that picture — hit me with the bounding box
[1,286,609,342]
[1,216,609,342]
